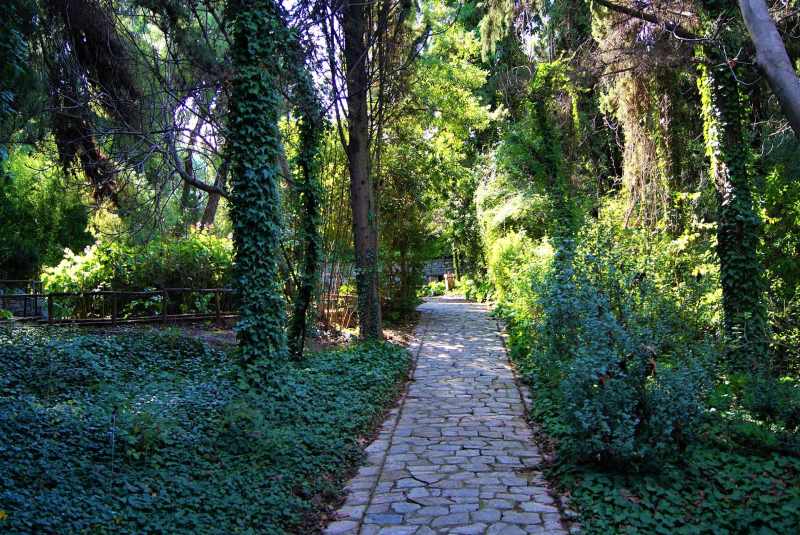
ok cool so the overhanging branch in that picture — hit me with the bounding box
[593,0,701,41]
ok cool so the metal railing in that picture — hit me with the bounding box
[0,288,238,326]
[0,285,357,329]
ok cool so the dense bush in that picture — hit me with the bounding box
[489,200,800,530]
[519,241,713,465]
[0,329,410,533]
[423,279,446,296]
[460,277,494,302]
[41,229,233,293]
[484,199,718,464]
[0,147,92,278]
[558,448,800,533]
[485,231,549,309]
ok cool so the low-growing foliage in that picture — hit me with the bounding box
[0,329,410,533]
[558,448,800,533]
[460,277,494,303]
[423,279,447,297]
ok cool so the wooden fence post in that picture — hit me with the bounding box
[47,295,53,324]
[112,293,118,326]
[162,290,168,324]
[215,290,221,324]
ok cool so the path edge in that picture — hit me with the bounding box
[493,313,582,535]
[324,316,429,535]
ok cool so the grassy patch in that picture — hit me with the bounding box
[0,328,410,533]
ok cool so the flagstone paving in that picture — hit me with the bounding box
[324,296,570,535]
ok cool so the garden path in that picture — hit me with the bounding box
[324,296,569,535]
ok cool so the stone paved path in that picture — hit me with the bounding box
[325,297,569,535]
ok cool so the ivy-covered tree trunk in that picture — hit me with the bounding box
[228,0,288,377]
[698,46,768,370]
[532,64,579,244]
[342,0,382,339]
[287,69,324,359]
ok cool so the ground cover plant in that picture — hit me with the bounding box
[509,321,800,533]
[0,328,410,534]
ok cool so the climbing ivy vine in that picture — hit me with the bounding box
[696,20,768,371]
[287,53,324,360]
[228,0,290,379]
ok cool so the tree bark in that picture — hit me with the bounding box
[200,158,228,229]
[342,0,382,339]
[739,0,800,136]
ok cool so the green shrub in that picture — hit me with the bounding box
[0,308,12,320]
[485,231,550,305]
[483,197,722,465]
[742,375,800,434]
[337,281,356,295]
[769,292,800,376]
[500,242,800,530]
[559,447,800,533]
[424,280,446,296]
[41,229,233,293]
[461,277,494,302]
[529,243,713,465]
[0,146,92,279]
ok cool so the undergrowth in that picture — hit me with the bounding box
[511,326,800,533]
[488,200,800,533]
[0,328,410,533]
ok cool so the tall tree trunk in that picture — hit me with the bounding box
[228,0,288,378]
[698,46,768,370]
[288,68,324,359]
[342,0,382,339]
[178,119,202,232]
[738,0,800,137]
[200,158,228,229]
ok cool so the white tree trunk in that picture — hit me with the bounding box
[739,0,800,136]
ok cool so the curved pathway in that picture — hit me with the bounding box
[325,297,568,535]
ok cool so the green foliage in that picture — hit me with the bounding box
[0,0,37,163]
[760,137,800,375]
[740,374,800,436]
[41,229,232,293]
[378,6,492,315]
[461,277,494,303]
[495,61,582,242]
[485,232,550,307]
[559,448,800,533]
[0,147,92,278]
[423,280,446,297]
[287,59,325,359]
[497,227,800,529]
[515,240,713,465]
[0,309,13,320]
[493,201,799,531]
[0,329,410,533]
[225,0,290,374]
[697,39,768,371]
